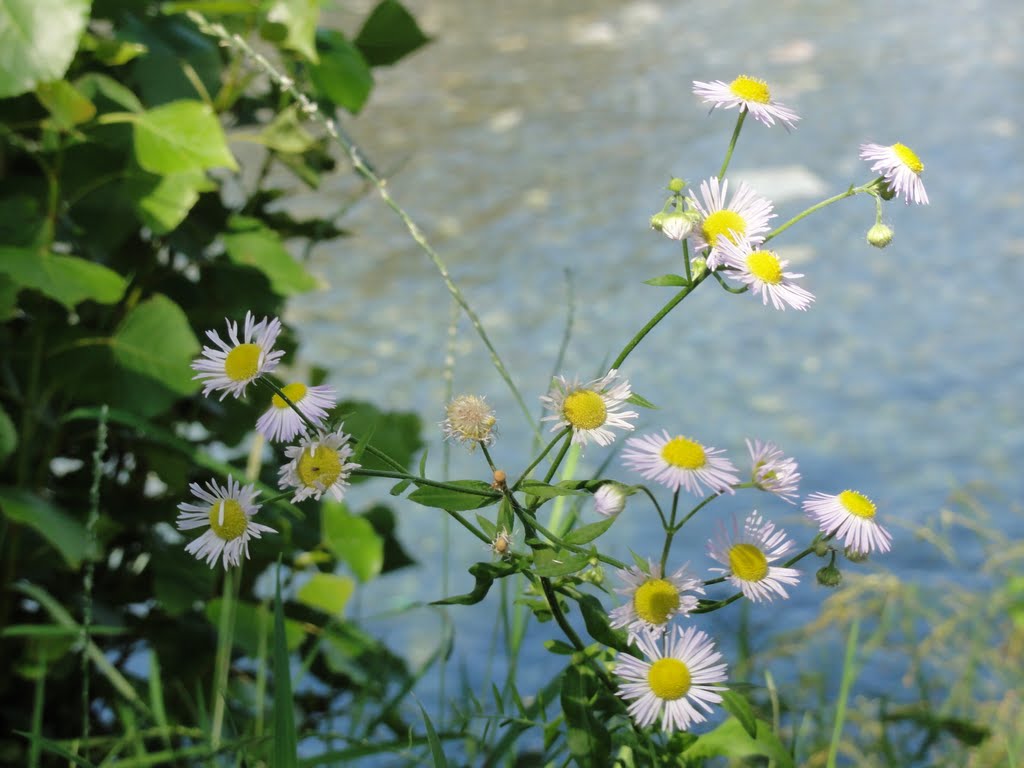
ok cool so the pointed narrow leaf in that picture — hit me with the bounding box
[417,701,448,767]
[273,565,299,768]
[407,480,497,512]
[354,0,430,67]
[562,517,615,545]
[644,274,688,287]
[0,248,126,310]
[531,548,591,577]
[431,560,517,606]
[0,486,95,568]
[721,688,758,739]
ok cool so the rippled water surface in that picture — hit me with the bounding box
[283,0,1023,719]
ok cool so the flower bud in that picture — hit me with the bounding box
[812,539,831,557]
[844,547,870,563]
[650,212,668,231]
[660,212,695,241]
[592,483,626,518]
[667,177,686,193]
[866,223,894,248]
[690,256,708,280]
[816,563,843,588]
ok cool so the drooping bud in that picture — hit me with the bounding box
[866,223,894,248]
[816,563,843,587]
[660,212,696,241]
[592,483,627,518]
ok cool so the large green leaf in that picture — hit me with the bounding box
[129,169,213,234]
[309,30,373,114]
[561,663,610,766]
[0,248,126,309]
[206,598,304,656]
[682,716,795,767]
[110,294,200,395]
[354,0,430,67]
[0,0,92,98]
[264,0,318,62]
[296,572,354,618]
[0,486,96,568]
[407,480,498,512]
[322,501,383,582]
[130,100,238,174]
[222,216,318,297]
[35,79,96,130]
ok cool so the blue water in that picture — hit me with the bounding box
[281,0,1023,755]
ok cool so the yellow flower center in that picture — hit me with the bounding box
[297,445,343,489]
[633,578,681,625]
[224,343,262,382]
[702,210,746,248]
[272,382,308,410]
[746,250,783,284]
[648,657,692,701]
[562,390,607,430]
[729,75,771,104]
[892,143,924,175]
[839,490,877,519]
[207,499,248,542]
[728,543,769,582]
[660,436,706,470]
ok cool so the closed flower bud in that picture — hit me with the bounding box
[866,223,894,248]
[816,563,843,587]
[660,212,696,241]
[593,483,627,517]
[650,212,668,231]
[667,177,686,193]
[812,539,831,557]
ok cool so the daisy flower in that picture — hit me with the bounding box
[256,382,336,443]
[693,75,800,131]
[441,394,497,448]
[622,430,739,496]
[609,559,703,641]
[176,476,275,569]
[746,439,800,503]
[615,625,728,732]
[804,489,893,554]
[707,512,801,603]
[593,483,627,518]
[540,369,638,448]
[859,142,929,205]
[278,428,359,503]
[191,312,285,400]
[687,177,775,268]
[715,238,814,311]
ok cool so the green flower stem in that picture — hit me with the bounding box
[81,405,108,744]
[659,490,681,573]
[353,468,502,500]
[541,435,573,485]
[827,620,861,768]
[447,510,492,544]
[610,276,707,371]
[511,429,570,492]
[672,491,724,533]
[189,11,539,439]
[29,661,45,768]
[479,443,499,474]
[718,109,748,180]
[512,503,627,571]
[635,485,668,529]
[210,566,238,750]
[763,183,873,244]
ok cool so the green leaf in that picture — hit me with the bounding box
[130,100,238,174]
[0,0,91,98]
[0,486,96,569]
[264,0,319,62]
[130,169,213,234]
[519,479,585,501]
[257,104,317,154]
[0,248,126,310]
[626,391,658,409]
[35,79,96,129]
[110,294,200,395]
[644,273,688,287]
[80,33,147,66]
[322,501,383,582]
[296,572,355,617]
[531,548,591,578]
[417,701,449,767]
[0,402,16,467]
[354,0,431,67]
[721,689,758,739]
[562,517,614,546]
[309,30,373,114]
[206,599,304,656]
[273,565,299,768]
[561,663,610,766]
[577,594,628,650]
[431,560,518,606]
[475,514,497,540]
[407,481,497,512]
[682,717,795,768]
[75,72,143,112]
[222,215,318,297]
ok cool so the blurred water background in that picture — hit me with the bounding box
[280,0,1022,719]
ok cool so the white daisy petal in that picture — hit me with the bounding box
[175,476,275,569]
[693,75,801,131]
[622,430,739,496]
[609,559,703,642]
[256,382,336,443]
[716,239,814,311]
[278,427,360,503]
[191,312,285,400]
[540,369,637,448]
[803,489,892,554]
[707,511,801,603]
[687,177,775,268]
[746,439,801,503]
[859,142,928,205]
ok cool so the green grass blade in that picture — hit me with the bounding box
[416,700,448,767]
[273,562,298,767]
[826,618,860,768]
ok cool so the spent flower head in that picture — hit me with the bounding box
[279,428,359,503]
[715,239,814,311]
[688,177,775,268]
[747,439,801,503]
[615,626,729,733]
[191,312,285,400]
[693,75,800,131]
[256,382,336,443]
[803,489,892,555]
[860,142,929,205]
[176,476,275,569]
[441,394,497,448]
[540,369,637,448]
[622,430,739,497]
[707,511,801,603]
[609,559,703,642]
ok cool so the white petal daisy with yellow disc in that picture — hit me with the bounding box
[615,625,729,733]
[622,430,739,497]
[804,489,893,554]
[715,238,814,311]
[278,428,359,503]
[707,511,800,603]
[746,439,801,503]
[693,75,801,130]
[860,142,929,205]
[176,476,276,569]
[191,312,285,400]
[540,369,637,448]
[609,559,703,641]
[256,382,336,443]
[687,177,775,268]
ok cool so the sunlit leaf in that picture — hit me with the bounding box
[0,486,95,569]
[0,0,91,98]
[110,294,200,395]
[264,0,319,62]
[130,100,238,174]
[0,248,126,310]
[222,215,318,297]
[322,501,383,582]
[296,572,355,617]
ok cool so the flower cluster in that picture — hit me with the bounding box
[178,313,358,568]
